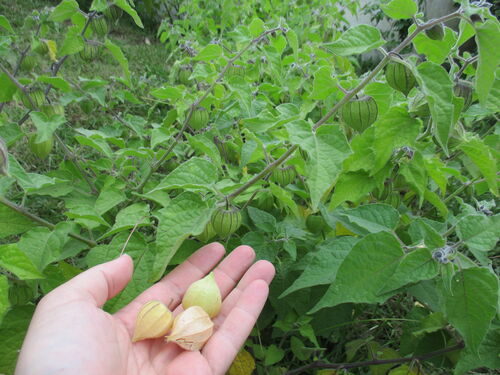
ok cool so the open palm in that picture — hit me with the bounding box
[15,243,275,375]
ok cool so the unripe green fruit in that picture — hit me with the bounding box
[182,272,221,318]
[271,166,296,186]
[454,80,473,110]
[385,192,401,208]
[28,133,53,159]
[80,99,93,114]
[425,24,444,40]
[20,55,37,72]
[92,17,108,37]
[385,61,416,96]
[254,193,274,211]
[306,214,327,234]
[103,5,123,21]
[340,96,378,132]
[21,90,45,110]
[195,220,216,242]
[409,93,430,119]
[178,65,193,85]
[79,44,100,62]
[211,207,242,238]
[189,107,209,130]
[41,104,64,117]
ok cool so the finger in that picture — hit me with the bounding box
[202,280,269,375]
[213,260,274,326]
[114,242,225,324]
[48,254,133,307]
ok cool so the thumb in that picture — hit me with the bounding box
[52,254,134,307]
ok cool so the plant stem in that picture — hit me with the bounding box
[454,55,478,81]
[227,10,463,202]
[285,341,464,375]
[0,197,96,247]
[0,63,35,108]
[135,26,284,193]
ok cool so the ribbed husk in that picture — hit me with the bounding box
[132,300,173,342]
[189,107,209,130]
[211,207,242,238]
[341,96,378,132]
[182,272,222,318]
[271,166,296,186]
[454,80,473,110]
[386,61,416,96]
[167,306,214,351]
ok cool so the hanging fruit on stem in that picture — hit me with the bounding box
[385,60,416,96]
[211,206,242,238]
[340,96,378,132]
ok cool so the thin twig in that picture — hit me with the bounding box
[285,341,464,375]
[0,197,96,247]
[454,55,478,81]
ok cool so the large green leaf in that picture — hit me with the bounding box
[286,120,351,210]
[280,237,358,298]
[372,106,421,175]
[0,305,36,374]
[381,0,418,19]
[151,192,214,281]
[18,227,67,271]
[459,137,498,196]
[444,268,498,354]
[194,44,222,61]
[149,157,218,193]
[310,231,404,312]
[325,25,385,56]
[378,248,439,294]
[29,112,66,143]
[0,204,36,238]
[99,203,151,240]
[456,214,500,253]
[104,39,131,87]
[411,26,457,64]
[329,171,376,209]
[114,0,143,28]
[415,62,454,154]
[475,19,500,106]
[49,0,79,22]
[0,244,44,280]
[310,66,338,100]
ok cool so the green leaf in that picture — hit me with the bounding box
[0,204,36,238]
[460,137,498,196]
[0,15,14,33]
[241,231,278,262]
[0,73,18,102]
[269,182,299,218]
[327,203,400,235]
[378,248,439,294]
[49,0,80,22]
[456,214,500,253]
[381,0,418,19]
[247,207,276,233]
[286,120,351,210]
[0,275,9,323]
[36,76,72,92]
[248,17,264,37]
[59,26,84,55]
[310,66,337,100]
[150,86,184,102]
[104,39,131,87]
[29,112,66,143]
[115,0,143,28]
[151,192,214,281]
[0,305,35,374]
[280,237,358,298]
[95,179,126,215]
[149,157,218,193]
[287,29,299,60]
[444,268,498,353]
[454,319,500,375]
[186,134,222,168]
[99,203,151,240]
[310,232,404,312]
[411,26,457,64]
[264,344,285,366]
[0,244,45,280]
[194,44,222,62]
[372,106,421,175]
[475,19,500,106]
[416,62,454,154]
[329,171,376,209]
[18,227,66,271]
[400,151,427,206]
[325,25,385,56]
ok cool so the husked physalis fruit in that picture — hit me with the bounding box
[167,306,214,351]
[182,272,222,318]
[132,300,173,342]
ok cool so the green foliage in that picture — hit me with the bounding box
[0,0,499,374]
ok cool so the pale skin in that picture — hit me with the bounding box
[15,243,275,375]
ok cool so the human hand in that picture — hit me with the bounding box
[15,243,275,375]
